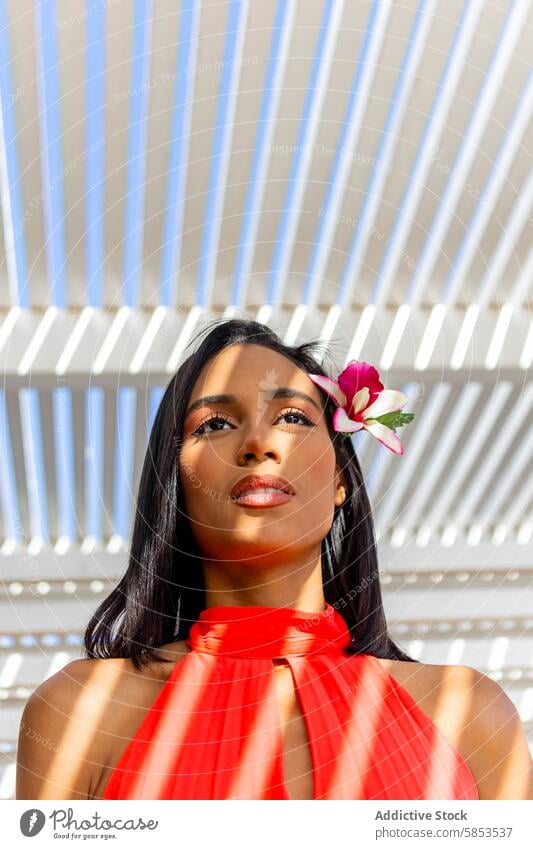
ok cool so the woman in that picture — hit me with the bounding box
[16,318,533,800]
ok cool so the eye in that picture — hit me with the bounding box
[278,407,315,428]
[190,407,316,437]
[191,412,233,437]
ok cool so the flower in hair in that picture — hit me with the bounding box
[308,360,414,455]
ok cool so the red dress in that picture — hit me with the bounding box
[101,603,479,800]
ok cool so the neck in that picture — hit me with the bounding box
[202,547,327,613]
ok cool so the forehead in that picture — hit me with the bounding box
[189,343,321,401]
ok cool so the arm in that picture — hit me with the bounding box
[466,669,533,800]
[16,659,102,800]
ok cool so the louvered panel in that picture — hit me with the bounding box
[132,386,150,504]
[4,390,28,543]
[0,2,530,311]
[0,0,532,802]
[72,388,86,541]
[102,388,117,543]
[38,388,58,541]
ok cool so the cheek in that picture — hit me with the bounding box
[178,451,203,509]
[178,449,226,515]
[303,438,337,490]
[292,440,338,526]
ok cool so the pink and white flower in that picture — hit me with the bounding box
[308,360,412,455]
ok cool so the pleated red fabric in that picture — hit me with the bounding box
[101,603,479,800]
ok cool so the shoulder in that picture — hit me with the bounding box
[19,657,116,727]
[21,656,130,716]
[18,647,184,743]
[17,644,191,800]
[16,658,117,799]
[22,641,189,713]
[376,658,532,799]
[456,665,533,799]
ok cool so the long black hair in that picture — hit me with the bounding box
[84,317,419,669]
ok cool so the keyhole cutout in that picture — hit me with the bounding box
[272,658,315,800]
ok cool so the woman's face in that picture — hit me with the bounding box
[178,343,346,566]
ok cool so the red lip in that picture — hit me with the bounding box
[230,474,295,499]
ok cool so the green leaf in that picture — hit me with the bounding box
[369,411,415,432]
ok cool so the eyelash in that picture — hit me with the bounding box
[191,407,316,437]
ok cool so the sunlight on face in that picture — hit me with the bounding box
[177,343,346,567]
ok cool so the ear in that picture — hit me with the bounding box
[334,464,347,507]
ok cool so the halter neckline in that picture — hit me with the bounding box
[185,601,352,658]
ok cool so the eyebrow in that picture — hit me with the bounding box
[185,387,322,418]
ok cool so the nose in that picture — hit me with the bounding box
[238,448,278,465]
[236,431,281,466]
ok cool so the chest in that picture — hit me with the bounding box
[270,658,468,799]
[94,654,473,800]
[93,657,316,800]
[272,658,314,800]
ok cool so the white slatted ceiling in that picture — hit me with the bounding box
[0,0,532,798]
